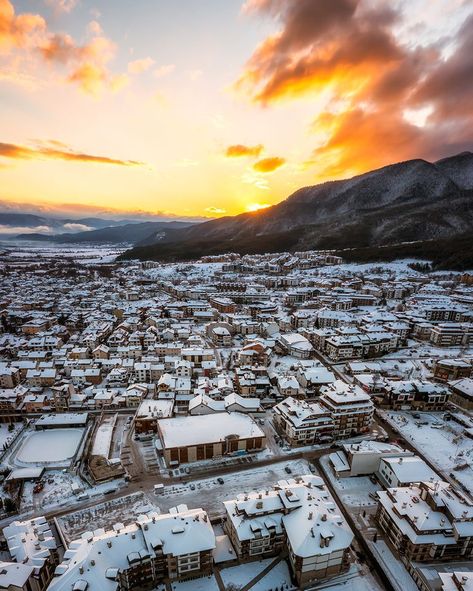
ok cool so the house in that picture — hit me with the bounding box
[224,393,261,414]
[384,380,450,410]
[188,393,225,415]
[276,375,300,398]
[0,366,21,389]
[134,399,174,433]
[296,365,336,394]
[207,323,232,347]
[449,378,473,411]
[0,561,35,591]
[433,359,471,382]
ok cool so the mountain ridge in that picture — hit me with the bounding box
[14,220,196,244]
[120,150,473,265]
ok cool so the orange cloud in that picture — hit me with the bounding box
[67,63,108,94]
[0,0,122,95]
[225,144,264,158]
[0,141,144,166]
[40,32,119,94]
[253,156,285,173]
[0,0,46,54]
[238,0,473,180]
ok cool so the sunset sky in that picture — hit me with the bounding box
[1,0,473,219]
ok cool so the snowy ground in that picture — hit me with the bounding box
[1,242,126,264]
[14,428,84,466]
[319,456,381,509]
[220,557,286,590]
[250,560,293,591]
[170,575,219,591]
[383,341,473,361]
[19,471,127,515]
[143,261,224,281]
[20,471,85,513]
[369,540,417,591]
[153,458,312,517]
[381,410,473,494]
[0,422,23,451]
[57,491,156,543]
[317,259,428,278]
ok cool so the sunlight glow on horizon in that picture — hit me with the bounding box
[0,0,472,218]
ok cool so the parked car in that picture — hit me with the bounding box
[217,477,224,485]
[284,466,292,474]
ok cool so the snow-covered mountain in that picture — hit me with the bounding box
[122,151,473,261]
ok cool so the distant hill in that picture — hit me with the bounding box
[16,220,196,244]
[120,151,473,269]
[0,213,125,232]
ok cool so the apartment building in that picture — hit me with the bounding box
[47,506,215,591]
[319,381,374,438]
[376,481,473,563]
[430,323,473,347]
[433,359,472,382]
[4,517,59,591]
[223,475,353,586]
[273,396,334,446]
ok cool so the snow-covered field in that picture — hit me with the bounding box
[15,428,84,466]
[381,410,473,494]
[0,242,126,264]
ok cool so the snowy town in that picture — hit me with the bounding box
[0,245,473,591]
